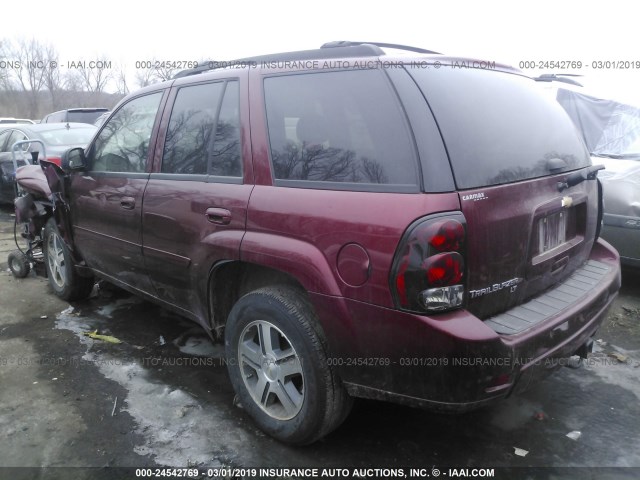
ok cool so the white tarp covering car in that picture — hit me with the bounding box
[557,88,640,267]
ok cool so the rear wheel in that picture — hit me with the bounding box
[43,218,94,301]
[8,250,30,278]
[225,286,352,445]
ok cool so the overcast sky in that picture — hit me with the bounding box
[3,0,640,103]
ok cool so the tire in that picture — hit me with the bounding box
[43,218,94,301]
[8,250,30,278]
[225,286,352,445]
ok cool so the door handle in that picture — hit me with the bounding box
[205,207,232,225]
[120,197,136,210]
[551,256,569,274]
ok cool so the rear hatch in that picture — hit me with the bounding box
[408,65,598,319]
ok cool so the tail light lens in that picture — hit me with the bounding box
[43,156,62,167]
[391,214,466,313]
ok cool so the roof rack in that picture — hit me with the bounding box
[174,44,384,79]
[174,41,439,79]
[321,41,441,55]
[533,73,583,87]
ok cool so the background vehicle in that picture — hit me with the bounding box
[0,118,35,124]
[93,111,110,127]
[0,123,96,203]
[41,108,108,125]
[555,88,640,267]
[30,42,621,445]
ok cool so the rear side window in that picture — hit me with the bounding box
[162,80,242,177]
[44,111,65,123]
[264,69,419,191]
[407,67,591,189]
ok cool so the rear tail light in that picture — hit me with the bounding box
[43,156,62,167]
[391,214,467,313]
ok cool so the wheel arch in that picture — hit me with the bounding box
[207,261,309,339]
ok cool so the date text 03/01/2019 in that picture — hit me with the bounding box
[519,60,640,69]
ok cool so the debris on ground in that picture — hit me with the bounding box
[533,412,546,421]
[40,315,47,319]
[159,336,166,346]
[83,330,122,344]
[566,431,582,441]
[608,352,629,363]
[514,447,529,457]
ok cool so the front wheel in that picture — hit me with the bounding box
[8,250,30,278]
[225,286,352,445]
[43,218,94,301]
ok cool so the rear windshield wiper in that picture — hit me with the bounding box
[533,73,583,87]
[557,165,605,191]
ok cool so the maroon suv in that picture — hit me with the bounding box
[43,42,620,445]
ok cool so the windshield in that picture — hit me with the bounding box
[37,127,97,146]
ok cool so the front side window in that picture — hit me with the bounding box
[0,130,12,151]
[264,69,419,190]
[89,92,163,173]
[162,80,242,177]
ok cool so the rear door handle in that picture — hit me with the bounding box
[205,207,232,225]
[120,197,136,210]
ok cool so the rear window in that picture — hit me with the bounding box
[264,69,419,192]
[67,110,108,124]
[407,67,591,189]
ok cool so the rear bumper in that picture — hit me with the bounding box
[310,239,621,411]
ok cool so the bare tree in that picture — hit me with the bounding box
[135,66,156,89]
[0,40,8,88]
[134,58,178,88]
[113,63,129,96]
[3,38,50,117]
[76,55,113,94]
[42,43,62,110]
[153,63,178,82]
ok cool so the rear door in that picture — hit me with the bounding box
[67,90,166,293]
[142,73,252,320]
[407,66,598,319]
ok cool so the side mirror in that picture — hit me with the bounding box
[61,147,87,171]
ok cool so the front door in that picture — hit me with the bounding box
[67,91,166,293]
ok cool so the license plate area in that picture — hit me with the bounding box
[538,210,568,254]
[529,201,585,269]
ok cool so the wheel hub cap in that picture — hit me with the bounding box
[238,320,304,420]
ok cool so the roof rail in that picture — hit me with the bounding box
[321,41,441,55]
[174,43,386,79]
